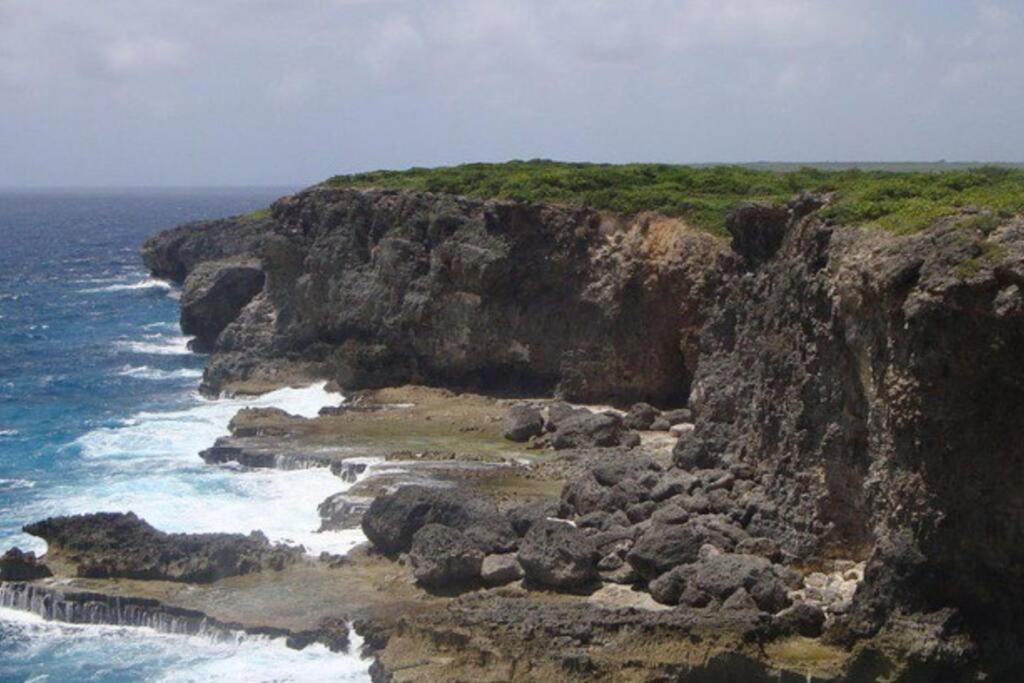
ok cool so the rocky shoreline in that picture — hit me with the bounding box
[3,185,1023,680]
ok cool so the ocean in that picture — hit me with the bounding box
[0,190,371,681]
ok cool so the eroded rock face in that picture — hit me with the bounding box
[180,259,265,351]
[23,512,300,583]
[685,204,1024,634]
[144,188,731,401]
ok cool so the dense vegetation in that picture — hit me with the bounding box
[322,160,1024,236]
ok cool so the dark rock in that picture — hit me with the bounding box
[691,554,786,613]
[649,565,694,605]
[774,602,826,638]
[661,408,692,425]
[480,553,524,587]
[517,520,598,589]
[506,500,561,536]
[651,471,698,501]
[726,202,791,266]
[502,405,544,442]
[650,417,671,431]
[626,524,707,580]
[551,412,626,449]
[180,259,264,351]
[722,587,761,612]
[620,431,641,449]
[23,512,300,582]
[544,402,588,432]
[0,548,52,581]
[736,537,782,562]
[625,501,656,524]
[651,504,690,526]
[409,524,484,589]
[623,402,659,430]
[362,486,511,555]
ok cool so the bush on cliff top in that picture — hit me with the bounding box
[321,160,1024,236]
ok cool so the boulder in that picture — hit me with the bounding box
[649,565,694,605]
[502,405,544,442]
[773,602,827,637]
[517,520,598,590]
[362,486,512,555]
[551,412,625,449]
[409,524,484,589]
[506,500,561,536]
[480,553,524,587]
[692,553,790,613]
[626,524,707,581]
[0,548,52,581]
[623,402,660,431]
[651,471,698,501]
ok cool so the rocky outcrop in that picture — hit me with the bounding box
[0,548,51,581]
[681,203,1024,643]
[144,187,731,401]
[180,259,265,351]
[24,512,302,582]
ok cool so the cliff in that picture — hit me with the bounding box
[143,181,1024,676]
[144,187,731,403]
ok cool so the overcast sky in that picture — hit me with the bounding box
[2,0,1022,187]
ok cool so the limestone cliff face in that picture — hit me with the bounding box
[144,185,1024,654]
[144,187,731,403]
[682,204,1024,636]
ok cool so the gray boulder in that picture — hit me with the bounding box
[362,486,512,555]
[623,402,660,430]
[551,412,625,449]
[502,405,544,442]
[480,553,524,586]
[692,553,790,613]
[626,524,707,580]
[409,524,483,589]
[517,520,598,590]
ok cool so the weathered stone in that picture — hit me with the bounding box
[517,520,598,590]
[774,602,826,637]
[623,402,660,431]
[502,405,544,442]
[362,486,509,555]
[0,548,51,581]
[552,412,626,449]
[480,553,524,587]
[180,259,264,351]
[410,524,484,589]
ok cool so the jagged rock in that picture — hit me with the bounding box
[409,524,484,589]
[502,405,544,442]
[650,417,671,431]
[23,512,300,582]
[774,602,826,637]
[626,524,706,581]
[722,587,760,612]
[506,500,561,536]
[0,548,52,581]
[517,520,598,590]
[623,402,659,430]
[649,565,695,605]
[480,554,524,587]
[651,471,698,501]
[144,188,728,402]
[180,259,264,351]
[362,486,511,555]
[551,412,626,449]
[692,554,788,614]
[227,407,305,437]
[651,504,690,526]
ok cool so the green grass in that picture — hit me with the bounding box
[240,207,271,221]
[320,160,1024,236]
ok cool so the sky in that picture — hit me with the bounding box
[1,0,1023,187]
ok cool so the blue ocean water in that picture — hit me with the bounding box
[0,190,370,682]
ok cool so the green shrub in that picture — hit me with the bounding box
[320,161,1024,236]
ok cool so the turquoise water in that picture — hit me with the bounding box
[0,190,370,682]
